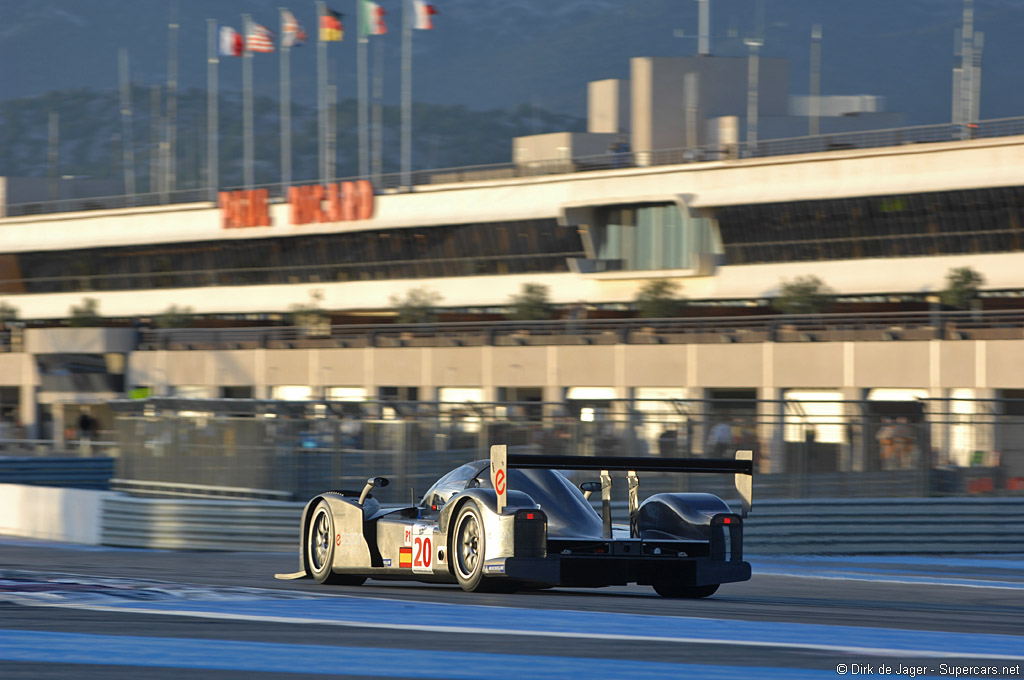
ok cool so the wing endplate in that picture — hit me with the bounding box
[734,449,753,517]
[490,444,508,514]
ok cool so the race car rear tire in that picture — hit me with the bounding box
[653,582,719,599]
[452,503,486,592]
[307,500,366,586]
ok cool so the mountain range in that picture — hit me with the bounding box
[4,0,1024,189]
[3,0,1024,124]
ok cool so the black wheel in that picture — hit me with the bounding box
[653,582,719,599]
[452,503,486,592]
[307,501,365,586]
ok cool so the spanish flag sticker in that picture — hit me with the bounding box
[399,546,412,568]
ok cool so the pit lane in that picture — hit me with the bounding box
[1,540,1023,679]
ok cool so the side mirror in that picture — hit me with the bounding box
[358,476,390,506]
[579,481,601,501]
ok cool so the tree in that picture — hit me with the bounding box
[634,279,684,318]
[154,304,195,329]
[772,276,834,315]
[390,287,443,324]
[508,283,552,321]
[68,297,101,327]
[289,290,330,335]
[940,266,985,309]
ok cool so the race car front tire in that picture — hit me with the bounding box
[307,500,366,586]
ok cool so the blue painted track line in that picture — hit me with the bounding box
[52,594,1024,660]
[751,554,1024,570]
[0,629,839,679]
[749,566,1024,589]
[748,555,1024,588]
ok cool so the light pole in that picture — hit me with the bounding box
[744,37,763,150]
[809,24,822,137]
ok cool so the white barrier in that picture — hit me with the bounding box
[0,483,113,545]
[3,484,1024,554]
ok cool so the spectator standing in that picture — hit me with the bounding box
[658,428,678,456]
[707,416,734,457]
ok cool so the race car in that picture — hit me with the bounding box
[276,445,753,597]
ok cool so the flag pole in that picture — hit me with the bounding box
[118,47,136,205]
[372,37,383,184]
[48,112,59,201]
[358,0,369,178]
[280,8,292,193]
[316,1,328,185]
[165,1,178,196]
[243,13,254,190]
[150,85,162,196]
[328,83,337,181]
[207,20,219,201]
[401,0,412,189]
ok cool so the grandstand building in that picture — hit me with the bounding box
[2,57,1024,480]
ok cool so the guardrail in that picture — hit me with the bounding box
[101,495,301,552]
[93,493,1024,555]
[131,309,1024,352]
[109,479,293,501]
[743,497,1024,554]
[7,116,1024,218]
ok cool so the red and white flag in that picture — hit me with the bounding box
[281,9,307,48]
[413,0,438,30]
[247,23,276,53]
[219,25,243,56]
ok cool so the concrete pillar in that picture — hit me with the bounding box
[757,387,783,474]
[19,383,37,439]
[974,388,998,465]
[927,387,950,467]
[840,387,864,472]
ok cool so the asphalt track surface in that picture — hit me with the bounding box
[2,539,1024,679]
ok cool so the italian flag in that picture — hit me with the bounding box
[361,0,387,36]
[413,0,439,30]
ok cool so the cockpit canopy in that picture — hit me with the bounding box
[420,460,603,537]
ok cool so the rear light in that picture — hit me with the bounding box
[514,509,547,558]
[710,513,743,562]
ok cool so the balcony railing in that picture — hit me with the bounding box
[5,116,1024,218]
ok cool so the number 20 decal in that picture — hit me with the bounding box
[412,535,432,572]
[411,525,433,574]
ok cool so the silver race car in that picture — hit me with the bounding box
[277,446,753,598]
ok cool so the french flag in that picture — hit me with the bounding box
[219,25,243,56]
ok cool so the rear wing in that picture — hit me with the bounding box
[490,445,754,533]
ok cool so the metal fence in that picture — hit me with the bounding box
[2,309,1024,356]
[130,309,1024,350]
[98,397,1024,501]
[5,395,1021,502]
[7,115,1024,218]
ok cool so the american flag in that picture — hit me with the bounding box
[246,23,275,53]
[281,10,306,48]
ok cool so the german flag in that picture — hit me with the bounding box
[320,8,344,41]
